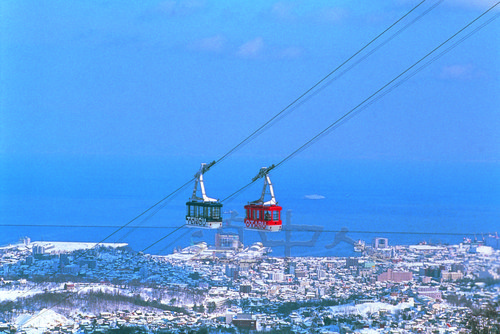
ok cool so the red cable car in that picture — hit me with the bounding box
[244,166,282,232]
[185,162,223,229]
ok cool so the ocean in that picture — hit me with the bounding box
[1,157,499,257]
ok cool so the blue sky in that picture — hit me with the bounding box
[1,1,499,238]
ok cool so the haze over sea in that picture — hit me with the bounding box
[2,156,498,257]
[2,2,499,257]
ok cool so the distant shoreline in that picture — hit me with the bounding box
[1,240,129,254]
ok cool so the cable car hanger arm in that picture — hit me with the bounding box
[191,162,218,202]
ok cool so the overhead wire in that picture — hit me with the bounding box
[70,0,436,245]
[274,10,500,168]
[254,0,445,133]
[144,2,500,264]
[211,0,430,164]
[4,177,196,306]
[0,224,184,229]
[1,223,494,236]
[85,0,500,250]
[116,189,182,242]
[141,225,186,253]
[17,4,499,329]
[319,230,496,236]
[222,2,500,204]
[11,0,495,262]
[90,177,195,246]
[18,224,187,330]
[158,229,193,253]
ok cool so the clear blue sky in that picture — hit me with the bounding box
[1,1,499,236]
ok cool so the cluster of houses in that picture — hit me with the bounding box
[0,236,499,333]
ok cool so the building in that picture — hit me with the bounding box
[418,287,442,300]
[215,233,240,250]
[240,284,252,294]
[451,263,466,273]
[25,256,34,266]
[80,259,97,269]
[21,237,31,245]
[346,257,359,268]
[440,271,463,281]
[61,264,80,275]
[269,271,284,282]
[420,266,441,279]
[317,269,327,280]
[478,269,500,280]
[373,238,389,249]
[420,276,432,283]
[225,265,239,280]
[377,269,412,283]
[60,254,70,266]
[295,270,307,278]
[32,245,46,256]
[287,261,296,275]
[232,313,257,330]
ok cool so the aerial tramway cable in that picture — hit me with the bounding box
[18,4,500,329]
[12,1,433,311]
[92,0,437,244]
[222,2,500,204]
[212,0,431,165]
[277,0,444,123]
[148,2,500,249]
[2,223,492,237]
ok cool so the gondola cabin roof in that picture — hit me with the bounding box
[186,200,222,207]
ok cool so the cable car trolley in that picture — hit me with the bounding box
[185,162,223,229]
[244,165,282,232]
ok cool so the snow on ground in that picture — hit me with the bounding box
[408,245,446,251]
[30,241,128,253]
[77,284,122,295]
[0,244,18,251]
[0,287,45,302]
[475,245,494,255]
[329,300,414,317]
[15,308,73,334]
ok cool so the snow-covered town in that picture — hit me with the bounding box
[0,234,499,333]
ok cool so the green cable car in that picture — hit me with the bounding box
[185,162,223,229]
